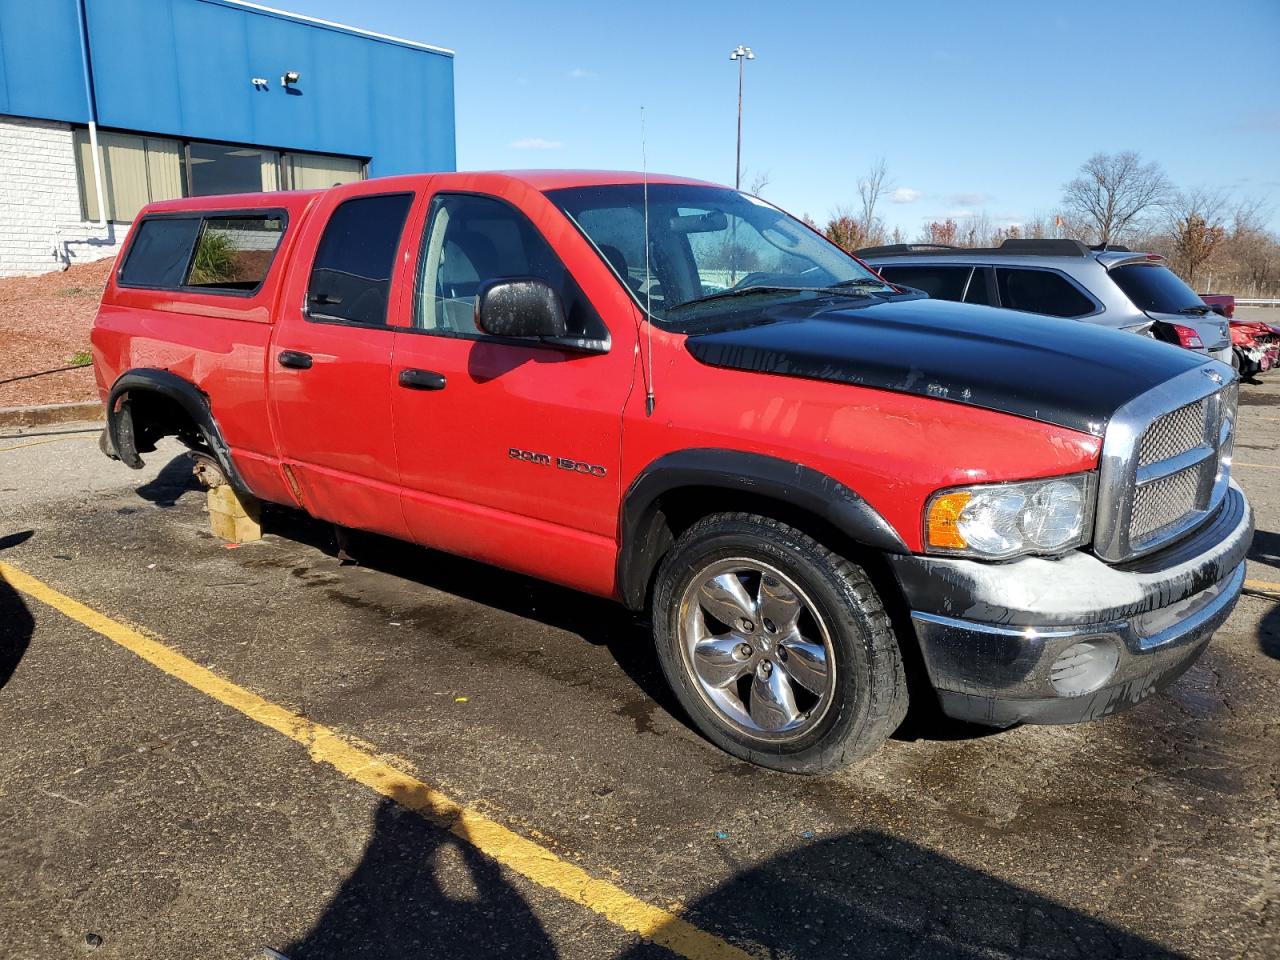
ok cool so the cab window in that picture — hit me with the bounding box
[307,193,413,326]
[415,194,605,339]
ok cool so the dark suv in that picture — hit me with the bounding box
[859,239,1233,365]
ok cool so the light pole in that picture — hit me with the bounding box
[729,45,754,191]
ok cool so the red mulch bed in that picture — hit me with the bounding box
[0,259,113,407]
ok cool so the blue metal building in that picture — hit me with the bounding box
[0,0,455,275]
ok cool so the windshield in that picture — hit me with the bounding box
[547,184,892,324]
[1109,262,1205,315]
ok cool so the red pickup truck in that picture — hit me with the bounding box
[92,171,1252,773]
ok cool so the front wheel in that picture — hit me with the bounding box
[651,513,908,773]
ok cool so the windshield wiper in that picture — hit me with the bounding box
[829,278,894,290]
[1179,305,1211,315]
[665,285,817,316]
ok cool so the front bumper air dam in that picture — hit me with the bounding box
[889,483,1252,727]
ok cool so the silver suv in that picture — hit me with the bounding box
[858,239,1232,364]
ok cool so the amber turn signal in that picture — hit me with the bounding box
[926,491,971,550]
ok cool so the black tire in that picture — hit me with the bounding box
[651,513,908,774]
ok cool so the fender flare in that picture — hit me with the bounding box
[617,448,909,610]
[105,369,248,492]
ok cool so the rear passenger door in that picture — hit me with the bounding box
[993,267,1098,318]
[270,185,419,538]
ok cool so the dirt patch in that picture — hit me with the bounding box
[0,259,112,407]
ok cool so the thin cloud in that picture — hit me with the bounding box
[568,67,596,79]
[510,138,563,150]
[890,187,921,204]
[947,192,992,206]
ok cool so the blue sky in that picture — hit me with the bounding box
[288,0,1280,234]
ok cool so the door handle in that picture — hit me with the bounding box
[278,350,313,370]
[398,368,447,391]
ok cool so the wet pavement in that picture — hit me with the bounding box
[0,377,1277,959]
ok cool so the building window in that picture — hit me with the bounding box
[74,127,367,223]
[284,152,365,190]
[73,129,184,223]
[187,142,282,196]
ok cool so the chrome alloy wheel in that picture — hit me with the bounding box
[677,558,836,740]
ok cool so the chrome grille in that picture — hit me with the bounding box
[1137,399,1208,467]
[1129,463,1203,542]
[1094,366,1236,562]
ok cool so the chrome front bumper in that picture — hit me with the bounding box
[889,483,1252,727]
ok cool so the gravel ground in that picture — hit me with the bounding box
[0,259,111,408]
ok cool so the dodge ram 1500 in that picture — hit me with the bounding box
[93,171,1251,772]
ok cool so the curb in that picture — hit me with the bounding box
[0,401,104,429]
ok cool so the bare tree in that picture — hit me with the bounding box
[1220,197,1278,294]
[959,211,995,247]
[1062,151,1173,245]
[856,158,891,246]
[744,168,771,196]
[991,223,1022,244]
[823,160,894,251]
[1166,188,1229,288]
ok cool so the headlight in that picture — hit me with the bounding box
[924,473,1095,559]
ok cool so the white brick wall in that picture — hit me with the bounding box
[0,115,124,277]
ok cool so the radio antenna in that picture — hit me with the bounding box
[642,107,656,417]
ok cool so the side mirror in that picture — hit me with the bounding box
[475,278,567,340]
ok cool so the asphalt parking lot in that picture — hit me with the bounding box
[1,380,1277,960]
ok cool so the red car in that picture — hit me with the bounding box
[92,172,1251,772]
[1201,293,1279,376]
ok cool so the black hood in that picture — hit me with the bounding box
[685,297,1209,437]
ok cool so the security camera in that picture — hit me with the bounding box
[281,71,301,87]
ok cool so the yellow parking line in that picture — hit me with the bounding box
[1235,461,1280,470]
[0,560,754,960]
[1245,578,1280,594]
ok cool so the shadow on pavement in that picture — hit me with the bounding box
[620,830,1187,959]
[1247,530,1280,660]
[1249,529,1279,567]
[135,454,200,508]
[1259,596,1280,661]
[262,507,679,721]
[0,530,35,690]
[278,798,555,960]
[279,821,1183,959]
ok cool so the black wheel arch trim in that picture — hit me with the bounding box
[618,448,908,609]
[104,369,249,493]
